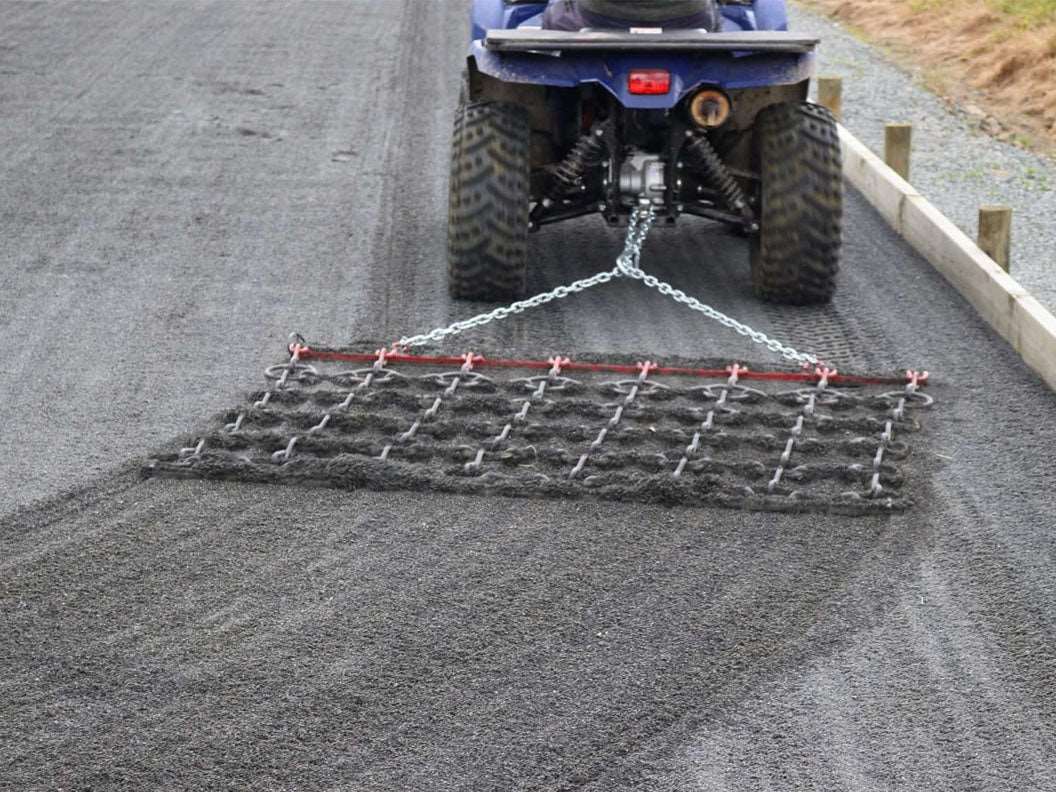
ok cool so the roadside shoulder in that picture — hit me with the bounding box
[790,3,1056,315]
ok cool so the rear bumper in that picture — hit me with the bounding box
[484,29,818,54]
[470,37,814,109]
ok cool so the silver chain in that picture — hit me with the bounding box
[398,206,817,366]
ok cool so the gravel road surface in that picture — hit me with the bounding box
[3,3,1056,790]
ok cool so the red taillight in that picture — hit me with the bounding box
[628,69,671,96]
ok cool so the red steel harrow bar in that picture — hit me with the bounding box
[291,343,929,389]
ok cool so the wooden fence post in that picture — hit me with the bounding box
[884,123,913,180]
[978,205,1013,272]
[816,76,843,121]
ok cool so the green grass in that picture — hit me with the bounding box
[990,0,1056,26]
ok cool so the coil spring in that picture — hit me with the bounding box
[550,127,608,196]
[683,132,754,224]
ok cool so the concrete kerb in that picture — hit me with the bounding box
[839,125,1056,393]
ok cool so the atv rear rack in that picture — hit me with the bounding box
[483,29,818,54]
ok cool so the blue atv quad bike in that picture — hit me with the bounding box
[448,0,843,304]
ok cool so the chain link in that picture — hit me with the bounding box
[397,268,620,348]
[398,206,817,366]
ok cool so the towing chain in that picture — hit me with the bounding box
[398,206,818,367]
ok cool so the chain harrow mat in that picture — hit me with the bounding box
[145,343,935,514]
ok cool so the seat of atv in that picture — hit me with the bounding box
[484,28,818,53]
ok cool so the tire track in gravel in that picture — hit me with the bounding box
[348,0,467,347]
[0,1,424,512]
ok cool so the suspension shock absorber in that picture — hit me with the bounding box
[682,131,757,231]
[549,125,608,197]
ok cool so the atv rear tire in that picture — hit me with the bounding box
[750,102,843,305]
[448,101,531,301]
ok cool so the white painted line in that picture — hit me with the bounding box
[839,125,1056,392]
